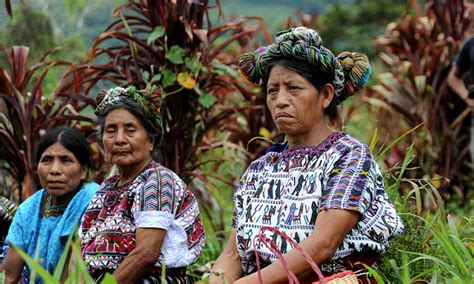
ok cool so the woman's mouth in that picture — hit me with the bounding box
[47,181,65,189]
[275,112,292,119]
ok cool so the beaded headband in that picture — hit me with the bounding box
[238,27,371,104]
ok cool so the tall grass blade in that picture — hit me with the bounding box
[375,122,423,161]
[369,127,378,152]
[53,232,74,280]
[12,244,56,283]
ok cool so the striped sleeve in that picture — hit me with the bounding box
[320,143,376,215]
[134,167,177,229]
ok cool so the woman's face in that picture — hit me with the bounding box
[266,65,330,138]
[38,143,86,197]
[102,108,154,168]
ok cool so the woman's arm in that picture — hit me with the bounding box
[209,229,244,283]
[112,228,166,283]
[2,246,25,284]
[236,209,359,284]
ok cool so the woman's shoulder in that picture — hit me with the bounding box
[78,182,100,197]
[16,189,45,211]
[142,161,185,185]
[332,132,373,157]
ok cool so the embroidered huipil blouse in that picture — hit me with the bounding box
[80,161,205,272]
[232,132,404,274]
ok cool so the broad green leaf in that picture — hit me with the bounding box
[165,45,185,64]
[162,69,177,88]
[147,26,165,45]
[198,93,217,108]
[151,74,162,82]
[185,56,200,74]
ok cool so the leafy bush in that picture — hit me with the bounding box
[368,0,473,202]
[0,45,94,202]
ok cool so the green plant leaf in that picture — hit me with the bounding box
[414,75,426,94]
[101,273,117,284]
[151,74,162,82]
[369,127,378,152]
[53,232,74,280]
[162,69,177,88]
[375,123,423,161]
[185,56,201,74]
[13,244,56,283]
[142,70,150,82]
[147,26,165,45]
[198,93,217,108]
[165,45,185,64]
[211,59,239,77]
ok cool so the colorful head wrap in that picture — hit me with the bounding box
[238,27,371,105]
[95,86,163,136]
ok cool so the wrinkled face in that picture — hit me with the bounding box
[38,143,86,197]
[102,108,154,168]
[266,65,328,137]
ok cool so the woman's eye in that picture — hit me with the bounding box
[288,85,300,91]
[267,88,277,95]
[127,128,136,133]
[40,157,51,163]
[61,157,72,163]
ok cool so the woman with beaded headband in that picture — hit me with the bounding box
[78,86,205,283]
[210,27,403,283]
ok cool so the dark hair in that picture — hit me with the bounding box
[35,127,92,168]
[96,97,162,160]
[262,58,339,121]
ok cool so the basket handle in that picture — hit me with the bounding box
[253,226,327,284]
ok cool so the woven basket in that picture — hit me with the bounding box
[313,270,358,284]
[254,226,358,284]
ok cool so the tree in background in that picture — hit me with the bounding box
[2,4,56,60]
[319,0,406,58]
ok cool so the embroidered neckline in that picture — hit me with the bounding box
[41,194,66,217]
[106,160,157,191]
[271,131,344,158]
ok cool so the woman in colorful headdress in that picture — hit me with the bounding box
[210,27,404,283]
[79,86,205,283]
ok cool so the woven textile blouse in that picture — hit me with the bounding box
[232,131,404,274]
[80,161,205,272]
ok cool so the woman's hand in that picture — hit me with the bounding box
[112,227,166,283]
[2,246,25,284]
[209,229,243,283]
[243,209,359,283]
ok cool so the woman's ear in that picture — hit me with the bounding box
[322,84,335,109]
[149,138,155,152]
[80,166,87,180]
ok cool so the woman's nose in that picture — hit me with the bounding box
[114,129,126,145]
[275,89,290,107]
[49,160,62,175]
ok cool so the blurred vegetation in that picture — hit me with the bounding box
[319,0,407,58]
